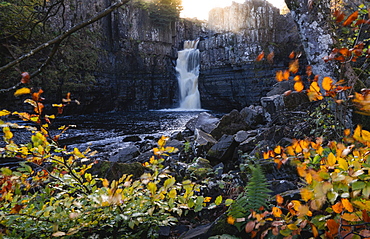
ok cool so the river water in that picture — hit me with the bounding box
[54,110,210,160]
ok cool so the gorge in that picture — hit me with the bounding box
[0,0,303,114]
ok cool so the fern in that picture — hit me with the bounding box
[228,164,272,231]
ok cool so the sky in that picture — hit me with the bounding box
[180,0,287,20]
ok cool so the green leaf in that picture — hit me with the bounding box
[225,199,234,206]
[1,167,12,176]
[215,195,222,205]
[352,181,366,191]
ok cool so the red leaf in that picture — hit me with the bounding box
[267,51,274,64]
[343,11,358,26]
[256,51,264,61]
[334,10,345,23]
[21,72,30,84]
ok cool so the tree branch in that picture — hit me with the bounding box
[0,0,130,74]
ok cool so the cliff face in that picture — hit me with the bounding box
[197,0,302,111]
[4,0,301,113]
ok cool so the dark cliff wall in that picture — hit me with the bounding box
[1,0,302,114]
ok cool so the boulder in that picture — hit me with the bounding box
[283,91,310,110]
[206,134,238,164]
[109,143,141,163]
[210,109,249,140]
[266,81,294,96]
[234,130,258,143]
[260,95,285,122]
[122,135,141,142]
[240,105,265,127]
[186,112,220,133]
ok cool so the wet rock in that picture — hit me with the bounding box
[91,161,145,181]
[109,143,140,163]
[283,91,310,110]
[260,95,285,122]
[122,135,141,142]
[206,134,238,164]
[195,129,218,146]
[240,105,265,127]
[186,112,220,133]
[210,110,249,140]
[270,180,298,195]
[134,151,154,163]
[187,158,213,180]
[234,130,258,143]
[266,81,294,96]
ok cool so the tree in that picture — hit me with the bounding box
[0,0,131,89]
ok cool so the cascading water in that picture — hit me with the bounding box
[176,39,201,109]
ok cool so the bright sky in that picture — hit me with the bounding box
[180,0,287,20]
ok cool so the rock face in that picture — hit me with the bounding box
[2,0,302,114]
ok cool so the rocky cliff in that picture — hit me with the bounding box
[2,0,302,114]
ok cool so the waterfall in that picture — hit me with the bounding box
[176,39,201,109]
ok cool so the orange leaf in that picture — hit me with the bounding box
[227,216,235,225]
[289,59,299,74]
[311,224,319,238]
[10,204,23,214]
[343,11,358,26]
[274,145,282,154]
[294,81,304,92]
[21,72,30,84]
[332,202,343,213]
[327,219,339,235]
[293,75,301,82]
[256,51,264,61]
[276,71,283,82]
[306,65,312,76]
[276,194,284,205]
[283,70,290,80]
[272,207,282,217]
[341,198,354,212]
[267,51,274,64]
[322,77,334,91]
[344,129,351,136]
[289,51,295,59]
[339,48,350,57]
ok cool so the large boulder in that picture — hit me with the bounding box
[185,112,220,133]
[239,105,265,128]
[210,109,250,140]
[206,134,238,165]
[109,143,141,163]
[260,94,285,122]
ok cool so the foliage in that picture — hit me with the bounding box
[148,0,183,27]
[240,127,370,238]
[0,76,227,238]
[227,163,272,232]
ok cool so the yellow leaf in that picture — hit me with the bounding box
[85,173,92,182]
[274,145,282,154]
[168,189,177,199]
[73,148,85,158]
[0,109,11,116]
[341,198,354,212]
[322,77,334,91]
[147,182,157,195]
[300,188,313,202]
[276,194,284,205]
[338,158,349,171]
[353,125,362,141]
[362,129,370,141]
[327,152,336,166]
[289,59,299,74]
[341,213,361,222]
[102,178,109,188]
[287,223,299,230]
[14,87,31,97]
[294,81,304,92]
[3,127,13,140]
[311,224,319,238]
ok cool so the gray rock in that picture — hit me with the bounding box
[186,112,220,133]
[234,130,258,143]
[260,95,285,122]
[206,134,237,164]
[195,129,218,146]
[240,105,265,127]
[109,143,140,163]
[210,109,249,140]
